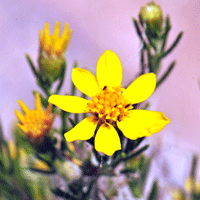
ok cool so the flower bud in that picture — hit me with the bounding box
[38,55,66,82]
[139,1,163,37]
[38,21,72,82]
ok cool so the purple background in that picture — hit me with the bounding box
[0,0,200,157]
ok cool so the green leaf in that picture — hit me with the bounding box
[161,32,183,58]
[55,61,67,94]
[129,180,142,198]
[25,54,38,78]
[68,118,77,127]
[161,16,171,52]
[147,180,159,200]
[0,118,4,153]
[156,61,176,89]
[125,137,145,153]
[191,155,198,179]
[124,145,149,162]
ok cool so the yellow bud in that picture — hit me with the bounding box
[139,1,163,37]
[8,141,17,160]
[34,159,50,171]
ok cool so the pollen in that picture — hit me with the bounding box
[87,86,133,125]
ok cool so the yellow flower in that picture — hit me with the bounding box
[38,21,72,81]
[15,93,56,148]
[49,50,170,156]
[39,21,72,58]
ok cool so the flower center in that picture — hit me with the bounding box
[87,86,133,125]
[24,110,50,137]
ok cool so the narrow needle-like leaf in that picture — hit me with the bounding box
[156,61,176,89]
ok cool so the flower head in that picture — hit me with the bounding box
[15,93,56,148]
[38,21,72,81]
[49,50,170,156]
[39,21,72,58]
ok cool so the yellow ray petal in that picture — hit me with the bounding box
[17,123,28,133]
[122,73,156,104]
[96,50,122,89]
[64,117,96,142]
[39,30,43,42]
[15,110,25,123]
[44,22,50,37]
[61,23,70,39]
[18,100,29,114]
[48,95,89,113]
[53,21,60,38]
[117,110,170,140]
[72,68,101,98]
[35,93,42,111]
[95,124,121,156]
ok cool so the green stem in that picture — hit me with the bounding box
[55,61,66,94]
[133,18,147,48]
[61,110,69,136]
[140,48,145,75]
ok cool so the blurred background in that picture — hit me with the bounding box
[0,0,200,199]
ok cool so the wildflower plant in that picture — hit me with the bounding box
[49,50,170,156]
[0,1,184,199]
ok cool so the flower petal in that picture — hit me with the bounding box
[48,95,89,113]
[18,100,29,114]
[35,93,43,111]
[95,124,121,156]
[117,110,170,140]
[96,50,122,89]
[72,67,101,97]
[122,73,156,104]
[17,123,28,133]
[15,110,25,123]
[64,117,96,142]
